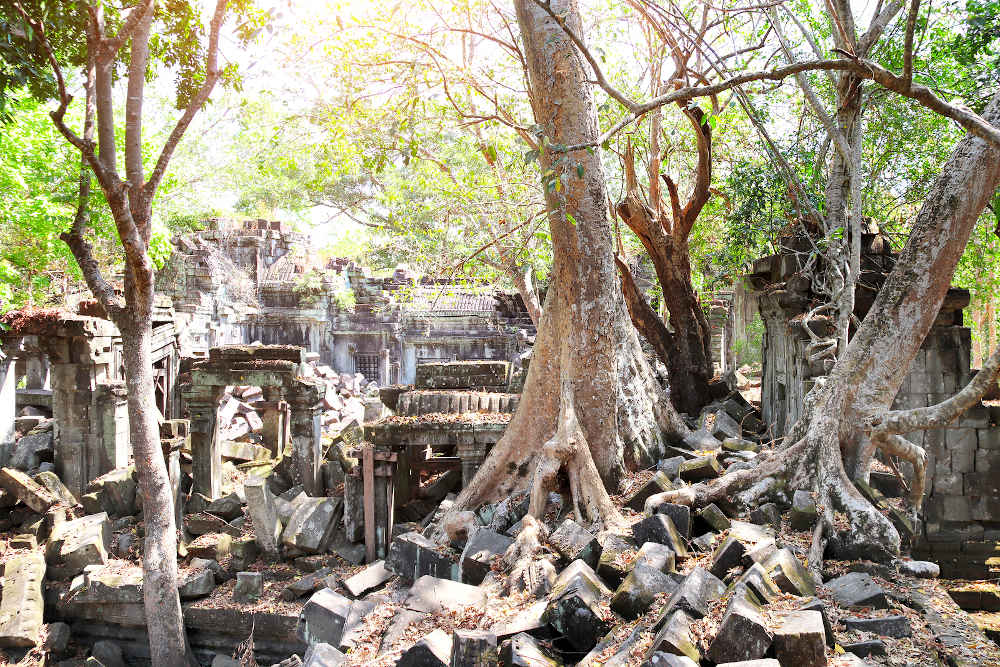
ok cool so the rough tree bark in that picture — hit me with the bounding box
[13,2,231,664]
[443,0,690,543]
[655,92,1000,559]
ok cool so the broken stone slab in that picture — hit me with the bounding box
[45,512,110,579]
[233,571,264,604]
[677,456,722,482]
[548,518,600,567]
[243,476,283,558]
[611,564,680,620]
[302,642,345,667]
[694,503,731,533]
[749,503,780,529]
[797,597,835,647]
[0,551,45,647]
[657,566,725,620]
[897,559,939,578]
[842,615,912,638]
[205,492,244,521]
[647,609,700,663]
[386,531,458,581]
[706,596,772,664]
[499,632,562,667]
[769,609,826,667]
[681,428,719,451]
[789,490,818,531]
[657,456,686,479]
[650,502,691,539]
[632,514,688,558]
[397,628,452,667]
[626,472,674,512]
[492,600,550,642]
[0,467,58,513]
[298,588,353,646]
[544,560,612,652]
[282,497,341,554]
[10,430,53,471]
[763,548,816,597]
[84,467,137,517]
[709,536,748,581]
[735,563,782,605]
[634,541,675,574]
[281,567,334,601]
[34,471,76,507]
[186,512,242,537]
[842,639,886,659]
[450,629,498,667]
[406,576,486,615]
[460,528,513,585]
[178,568,216,600]
[702,408,742,441]
[721,437,760,453]
[343,560,393,598]
[596,535,638,588]
[338,598,376,653]
[824,571,889,608]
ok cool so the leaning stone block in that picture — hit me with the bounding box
[544,560,611,652]
[762,548,815,597]
[178,567,216,600]
[735,563,782,605]
[343,560,393,598]
[302,642,345,667]
[406,575,487,615]
[386,531,458,581]
[548,518,600,567]
[611,565,679,620]
[499,633,562,667]
[694,503,731,533]
[651,502,691,539]
[233,571,264,604]
[298,588,353,646]
[647,609,699,663]
[677,456,722,482]
[789,490,818,531]
[708,536,747,581]
[632,514,688,558]
[282,497,341,554]
[658,567,724,620]
[34,471,77,507]
[707,596,772,664]
[45,512,110,579]
[596,535,638,588]
[243,477,283,557]
[460,528,513,585]
[84,466,137,517]
[450,629,498,667]
[281,567,334,601]
[626,472,674,512]
[398,628,452,667]
[0,467,57,513]
[769,610,826,667]
[634,541,676,574]
[0,552,46,647]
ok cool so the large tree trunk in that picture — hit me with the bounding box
[119,311,187,665]
[447,0,687,530]
[660,93,1000,558]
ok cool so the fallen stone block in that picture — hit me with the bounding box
[694,503,732,533]
[763,548,815,597]
[386,531,458,581]
[338,599,376,653]
[45,512,110,579]
[632,514,688,558]
[706,596,772,664]
[898,559,939,578]
[682,428,718,451]
[735,563,782,605]
[596,535,638,588]
[548,518,600,567]
[626,472,674,512]
[178,568,216,600]
[406,576,486,615]
[544,561,611,652]
[298,588,353,646]
[84,467,137,517]
[789,490,818,531]
[233,571,264,604]
[611,565,679,620]
[842,639,886,658]
[702,408,742,441]
[797,597,834,646]
[33,471,77,507]
[642,654,697,667]
[450,629,498,667]
[460,529,513,585]
[492,600,549,642]
[186,512,242,537]
[499,633,562,667]
[205,492,244,521]
[842,615,911,638]
[709,536,748,581]
[634,541,675,574]
[770,610,826,667]
[651,502,691,539]
[721,437,760,453]
[10,430,53,471]
[658,566,724,620]
[0,467,58,513]
[282,498,341,554]
[302,642,345,667]
[647,609,699,663]
[691,532,716,552]
[677,456,722,482]
[0,552,46,647]
[91,639,127,667]
[243,476,283,557]
[343,560,393,598]
[657,456,686,479]
[281,567,334,601]
[824,571,889,608]
[749,503,780,529]
[398,628,452,667]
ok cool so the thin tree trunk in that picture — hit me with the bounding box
[119,316,187,665]
[511,264,542,327]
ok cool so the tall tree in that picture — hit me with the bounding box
[5,2,259,663]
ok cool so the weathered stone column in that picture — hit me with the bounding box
[21,336,49,390]
[288,378,324,497]
[258,386,287,458]
[49,360,97,497]
[0,352,16,464]
[183,385,224,499]
[380,348,390,385]
[244,476,282,558]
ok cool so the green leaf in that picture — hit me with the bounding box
[576,163,585,178]
[566,212,577,225]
